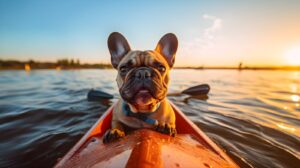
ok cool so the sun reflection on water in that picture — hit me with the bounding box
[276,123,296,132]
[289,84,298,93]
[291,95,300,102]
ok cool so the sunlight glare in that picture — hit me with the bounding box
[289,84,298,92]
[291,95,300,102]
[285,46,300,65]
[277,123,296,132]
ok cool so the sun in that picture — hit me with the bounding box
[284,46,300,66]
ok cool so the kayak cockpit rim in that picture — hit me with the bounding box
[54,100,238,167]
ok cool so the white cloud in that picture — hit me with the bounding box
[203,14,222,39]
[181,14,223,52]
[177,14,223,65]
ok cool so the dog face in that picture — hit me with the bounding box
[108,32,178,112]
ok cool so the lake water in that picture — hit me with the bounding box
[0,69,299,168]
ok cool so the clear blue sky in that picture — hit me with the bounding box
[1,0,300,66]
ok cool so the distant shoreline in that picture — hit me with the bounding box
[2,67,300,71]
[0,59,112,70]
[1,59,300,71]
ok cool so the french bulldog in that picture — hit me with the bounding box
[103,32,178,143]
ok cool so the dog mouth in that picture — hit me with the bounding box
[120,83,165,111]
[129,88,161,112]
[121,82,165,101]
[134,89,153,105]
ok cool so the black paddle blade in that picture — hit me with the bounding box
[87,89,114,101]
[181,84,210,96]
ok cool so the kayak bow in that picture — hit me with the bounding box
[54,101,238,168]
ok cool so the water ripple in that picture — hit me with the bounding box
[0,69,299,168]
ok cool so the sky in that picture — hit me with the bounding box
[1,0,300,67]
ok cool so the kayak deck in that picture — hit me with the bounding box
[54,101,238,168]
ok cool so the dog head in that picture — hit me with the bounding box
[108,32,178,112]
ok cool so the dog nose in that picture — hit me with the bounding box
[135,68,151,80]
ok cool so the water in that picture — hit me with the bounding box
[0,69,299,168]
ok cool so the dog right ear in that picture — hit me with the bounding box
[155,33,178,68]
[108,32,131,69]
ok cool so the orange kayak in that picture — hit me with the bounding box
[54,101,239,168]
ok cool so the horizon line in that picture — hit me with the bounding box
[1,58,300,69]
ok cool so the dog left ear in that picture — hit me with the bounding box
[108,32,131,69]
[155,33,178,68]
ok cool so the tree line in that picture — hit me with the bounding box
[0,59,112,70]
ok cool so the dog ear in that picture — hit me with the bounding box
[155,33,178,68]
[108,32,131,69]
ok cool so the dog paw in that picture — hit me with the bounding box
[103,128,125,144]
[155,124,177,137]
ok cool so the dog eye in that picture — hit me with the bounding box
[120,66,127,73]
[158,65,166,72]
